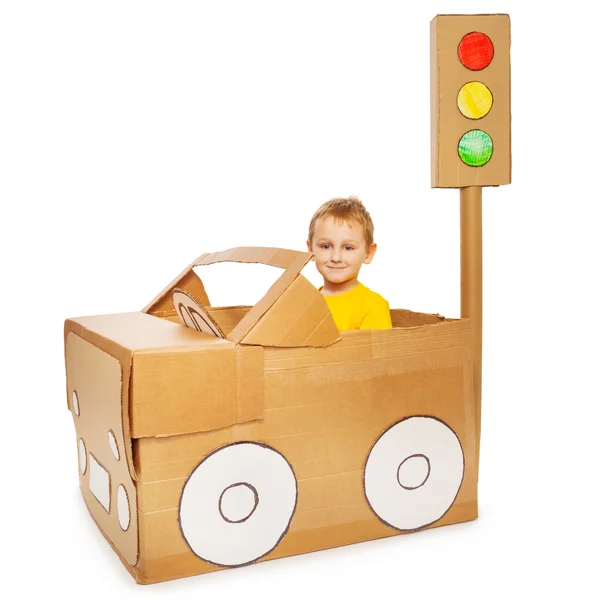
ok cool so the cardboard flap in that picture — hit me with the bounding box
[65,313,266,439]
[202,248,339,347]
[143,247,307,317]
[232,273,340,347]
[194,247,311,271]
[145,247,339,347]
[143,261,211,317]
[130,343,264,438]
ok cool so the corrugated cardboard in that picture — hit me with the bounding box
[431,14,511,188]
[66,332,138,565]
[64,246,478,584]
[146,247,340,347]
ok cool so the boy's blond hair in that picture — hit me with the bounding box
[308,196,375,247]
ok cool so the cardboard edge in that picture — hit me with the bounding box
[143,256,210,316]
[82,488,143,578]
[128,337,265,439]
[227,253,316,345]
[172,287,226,338]
[506,13,512,184]
[430,15,440,188]
[65,320,138,483]
[67,333,140,567]
[194,247,312,270]
[236,273,340,348]
[143,247,313,324]
[434,12,510,17]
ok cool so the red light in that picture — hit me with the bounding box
[458,32,494,71]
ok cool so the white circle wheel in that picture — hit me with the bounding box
[108,430,120,461]
[179,442,297,567]
[78,438,87,475]
[364,416,464,531]
[117,485,130,531]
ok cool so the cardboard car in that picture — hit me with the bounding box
[64,247,478,584]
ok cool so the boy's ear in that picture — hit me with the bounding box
[306,239,315,259]
[363,243,377,264]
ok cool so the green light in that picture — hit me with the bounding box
[458,130,493,167]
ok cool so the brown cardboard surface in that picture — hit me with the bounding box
[205,306,252,336]
[64,312,264,438]
[65,312,265,439]
[65,311,216,356]
[461,186,483,470]
[195,246,309,270]
[66,334,139,566]
[144,246,307,319]
[159,305,253,335]
[431,14,511,187]
[146,267,211,317]
[131,342,264,438]
[135,504,477,584]
[390,308,447,327]
[239,274,340,347]
[172,288,225,337]
[145,247,340,347]
[128,319,476,581]
[65,317,137,482]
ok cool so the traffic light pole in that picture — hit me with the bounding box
[431,12,510,472]
[460,185,482,464]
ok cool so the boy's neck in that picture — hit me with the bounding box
[321,277,360,296]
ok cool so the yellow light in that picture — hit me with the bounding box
[457,82,493,120]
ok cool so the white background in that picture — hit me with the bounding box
[1,1,599,598]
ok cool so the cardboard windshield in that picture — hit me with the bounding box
[146,247,340,348]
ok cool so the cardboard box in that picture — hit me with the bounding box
[64,247,478,584]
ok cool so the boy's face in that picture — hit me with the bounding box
[307,216,377,290]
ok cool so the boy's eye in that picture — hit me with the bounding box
[320,244,330,250]
[344,246,354,251]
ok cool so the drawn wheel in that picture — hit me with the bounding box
[364,416,464,531]
[179,442,298,567]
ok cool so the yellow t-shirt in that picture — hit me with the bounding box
[322,283,392,331]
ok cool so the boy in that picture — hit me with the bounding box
[307,196,392,331]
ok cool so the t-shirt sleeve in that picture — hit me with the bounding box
[360,296,393,330]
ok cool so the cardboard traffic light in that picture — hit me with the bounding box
[431,14,511,188]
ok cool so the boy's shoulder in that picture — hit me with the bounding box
[358,283,390,307]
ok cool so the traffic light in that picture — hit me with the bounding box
[430,14,511,188]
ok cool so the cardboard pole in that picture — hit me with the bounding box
[460,186,482,462]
